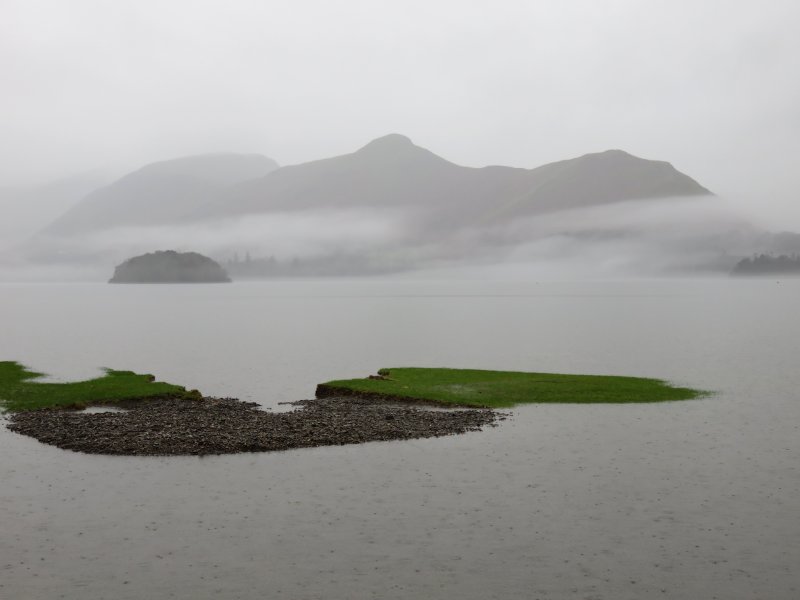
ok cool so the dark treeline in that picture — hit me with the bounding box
[732,253,800,276]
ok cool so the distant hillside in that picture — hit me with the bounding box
[0,171,112,249]
[37,136,711,238]
[19,136,727,280]
[197,134,711,225]
[494,148,711,219]
[109,250,231,283]
[45,153,279,235]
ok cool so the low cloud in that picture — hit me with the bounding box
[6,208,414,280]
[4,195,796,282]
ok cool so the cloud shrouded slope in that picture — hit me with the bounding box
[44,153,279,236]
[196,134,711,226]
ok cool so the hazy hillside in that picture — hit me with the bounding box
[35,135,712,240]
[44,153,279,235]
[0,171,112,249]
[198,135,526,218]
[14,136,743,280]
[197,135,711,226]
[494,149,711,219]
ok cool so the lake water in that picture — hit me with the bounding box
[1,279,798,599]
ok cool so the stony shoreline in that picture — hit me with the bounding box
[6,395,502,456]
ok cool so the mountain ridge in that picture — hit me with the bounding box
[38,135,712,241]
[13,136,777,279]
[194,135,711,226]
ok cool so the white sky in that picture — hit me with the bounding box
[2,0,799,226]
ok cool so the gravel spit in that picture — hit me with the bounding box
[6,396,503,456]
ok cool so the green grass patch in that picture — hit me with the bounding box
[317,367,708,408]
[0,361,197,412]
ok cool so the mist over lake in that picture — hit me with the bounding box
[4,1,800,598]
[2,278,799,599]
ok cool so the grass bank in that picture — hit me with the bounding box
[0,361,196,412]
[317,367,708,408]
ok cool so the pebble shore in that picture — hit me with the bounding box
[6,395,502,456]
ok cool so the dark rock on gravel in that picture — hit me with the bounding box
[6,396,502,456]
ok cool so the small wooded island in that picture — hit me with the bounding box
[109,250,231,283]
[1,362,707,456]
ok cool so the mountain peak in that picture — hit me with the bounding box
[579,149,637,161]
[351,133,453,168]
[599,149,633,156]
[357,133,415,153]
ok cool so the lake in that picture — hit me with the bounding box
[1,279,798,599]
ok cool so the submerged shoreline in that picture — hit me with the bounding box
[6,395,502,456]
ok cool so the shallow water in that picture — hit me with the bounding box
[1,279,798,599]
[80,406,128,414]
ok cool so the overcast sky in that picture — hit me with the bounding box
[2,0,799,226]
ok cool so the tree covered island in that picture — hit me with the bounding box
[109,250,231,283]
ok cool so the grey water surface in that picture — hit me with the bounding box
[1,279,798,599]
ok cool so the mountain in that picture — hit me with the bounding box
[196,135,711,224]
[44,153,279,236]
[38,136,711,237]
[19,136,724,280]
[494,148,711,218]
[0,170,113,249]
